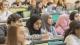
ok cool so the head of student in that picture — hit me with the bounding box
[0,1,9,11]
[26,15,42,35]
[69,11,80,21]
[42,15,53,25]
[75,1,80,9]
[7,13,23,27]
[7,13,25,45]
[36,1,43,9]
[64,21,80,39]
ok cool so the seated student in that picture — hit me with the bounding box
[0,1,12,22]
[7,14,26,45]
[41,15,57,35]
[64,21,80,45]
[30,1,43,16]
[26,15,48,41]
[75,1,80,11]
[69,11,80,22]
[0,24,7,44]
[35,1,43,16]
[55,13,70,35]
[46,2,57,15]
[28,0,36,11]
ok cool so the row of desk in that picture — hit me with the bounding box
[25,35,65,45]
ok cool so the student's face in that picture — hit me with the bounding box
[33,19,42,30]
[15,19,23,27]
[38,2,43,8]
[42,0,48,5]
[74,13,80,21]
[32,0,36,6]
[47,15,53,25]
[17,27,25,42]
[3,1,9,8]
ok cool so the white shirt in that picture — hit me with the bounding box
[64,34,80,45]
[0,11,12,22]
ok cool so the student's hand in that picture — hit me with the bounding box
[41,34,49,41]
[31,34,41,40]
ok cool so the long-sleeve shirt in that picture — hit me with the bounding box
[25,27,47,40]
[64,34,80,45]
[55,14,70,35]
[0,11,12,22]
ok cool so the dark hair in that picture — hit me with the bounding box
[69,11,78,21]
[57,0,64,6]
[35,1,43,16]
[47,2,53,6]
[36,1,43,8]
[7,13,22,25]
[7,26,18,45]
[26,15,41,35]
[64,21,80,40]
[75,1,80,4]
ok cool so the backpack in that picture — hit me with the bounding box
[0,24,7,44]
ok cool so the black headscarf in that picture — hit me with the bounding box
[26,15,41,35]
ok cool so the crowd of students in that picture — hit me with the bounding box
[0,0,80,45]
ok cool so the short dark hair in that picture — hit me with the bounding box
[75,1,80,4]
[47,2,53,6]
[7,13,22,25]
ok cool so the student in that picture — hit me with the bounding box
[35,1,43,16]
[30,1,43,16]
[41,15,57,35]
[28,0,36,16]
[46,2,57,15]
[0,1,12,22]
[75,1,80,11]
[69,11,80,22]
[56,0,65,11]
[64,21,80,45]
[26,15,48,41]
[7,14,25,45]
[42,2,58,15]
[55,13,70,35]
[42,0,48,8]
[28,0,36,11]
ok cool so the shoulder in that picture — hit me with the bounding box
[6,10,12,17]
[64,34,79,45]
[65,34,75,40]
